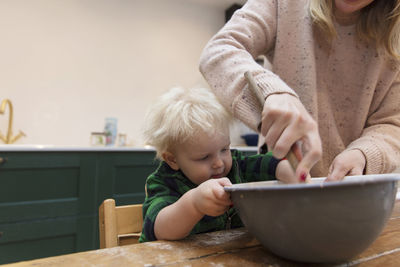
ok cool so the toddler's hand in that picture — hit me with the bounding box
[192,178,233,217]
[326,149,366,181]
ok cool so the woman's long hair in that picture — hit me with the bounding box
[309,0,400,59]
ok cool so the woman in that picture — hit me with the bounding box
[199,0,400,181]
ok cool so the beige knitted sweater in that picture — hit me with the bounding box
[199,0,400,177]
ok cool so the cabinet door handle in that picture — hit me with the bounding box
[0,157,7,164]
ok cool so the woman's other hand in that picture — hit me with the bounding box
[326,149,366,181]
[260,93,322,179]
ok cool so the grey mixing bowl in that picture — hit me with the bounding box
[224,173,400,263]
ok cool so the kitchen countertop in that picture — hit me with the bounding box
[2,145,397,198]
[0,145,259,152]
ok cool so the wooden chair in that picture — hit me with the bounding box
[99,199,143,248]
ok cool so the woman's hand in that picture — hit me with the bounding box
[261,93,322,180]
[275,159,297,183]
[192,178,233,217]
[326,149,366,181]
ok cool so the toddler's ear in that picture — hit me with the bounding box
[162,151,179,171]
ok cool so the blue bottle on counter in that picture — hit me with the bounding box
[104,117,118,146]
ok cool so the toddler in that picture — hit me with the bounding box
[139,87,295,242]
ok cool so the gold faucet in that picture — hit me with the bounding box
[0,99,26,144]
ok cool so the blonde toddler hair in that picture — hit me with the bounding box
[142,87,232,160]
[309,0,400,59]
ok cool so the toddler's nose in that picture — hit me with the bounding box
[213,157,224,168]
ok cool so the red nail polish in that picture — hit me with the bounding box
[300,173,307,182]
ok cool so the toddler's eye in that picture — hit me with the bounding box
[199,155,209,160]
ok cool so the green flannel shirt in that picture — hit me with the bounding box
[139,149,279,242]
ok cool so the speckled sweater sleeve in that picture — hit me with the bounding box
[199,0,298,131]
[346,73,400,174]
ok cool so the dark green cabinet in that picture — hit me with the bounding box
[0,150,158,264]
[0,148,256,264]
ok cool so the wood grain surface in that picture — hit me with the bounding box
[3,200,400,267]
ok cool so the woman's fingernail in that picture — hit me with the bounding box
[300,172,307,182]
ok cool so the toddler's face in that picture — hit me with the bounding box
[172,128,232,185]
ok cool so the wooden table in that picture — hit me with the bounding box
[3,199,400,267]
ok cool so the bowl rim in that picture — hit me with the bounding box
[224,173,400,192]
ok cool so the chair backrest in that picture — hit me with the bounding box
[99,198,143,248]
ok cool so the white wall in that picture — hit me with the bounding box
[0,0,251,146]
